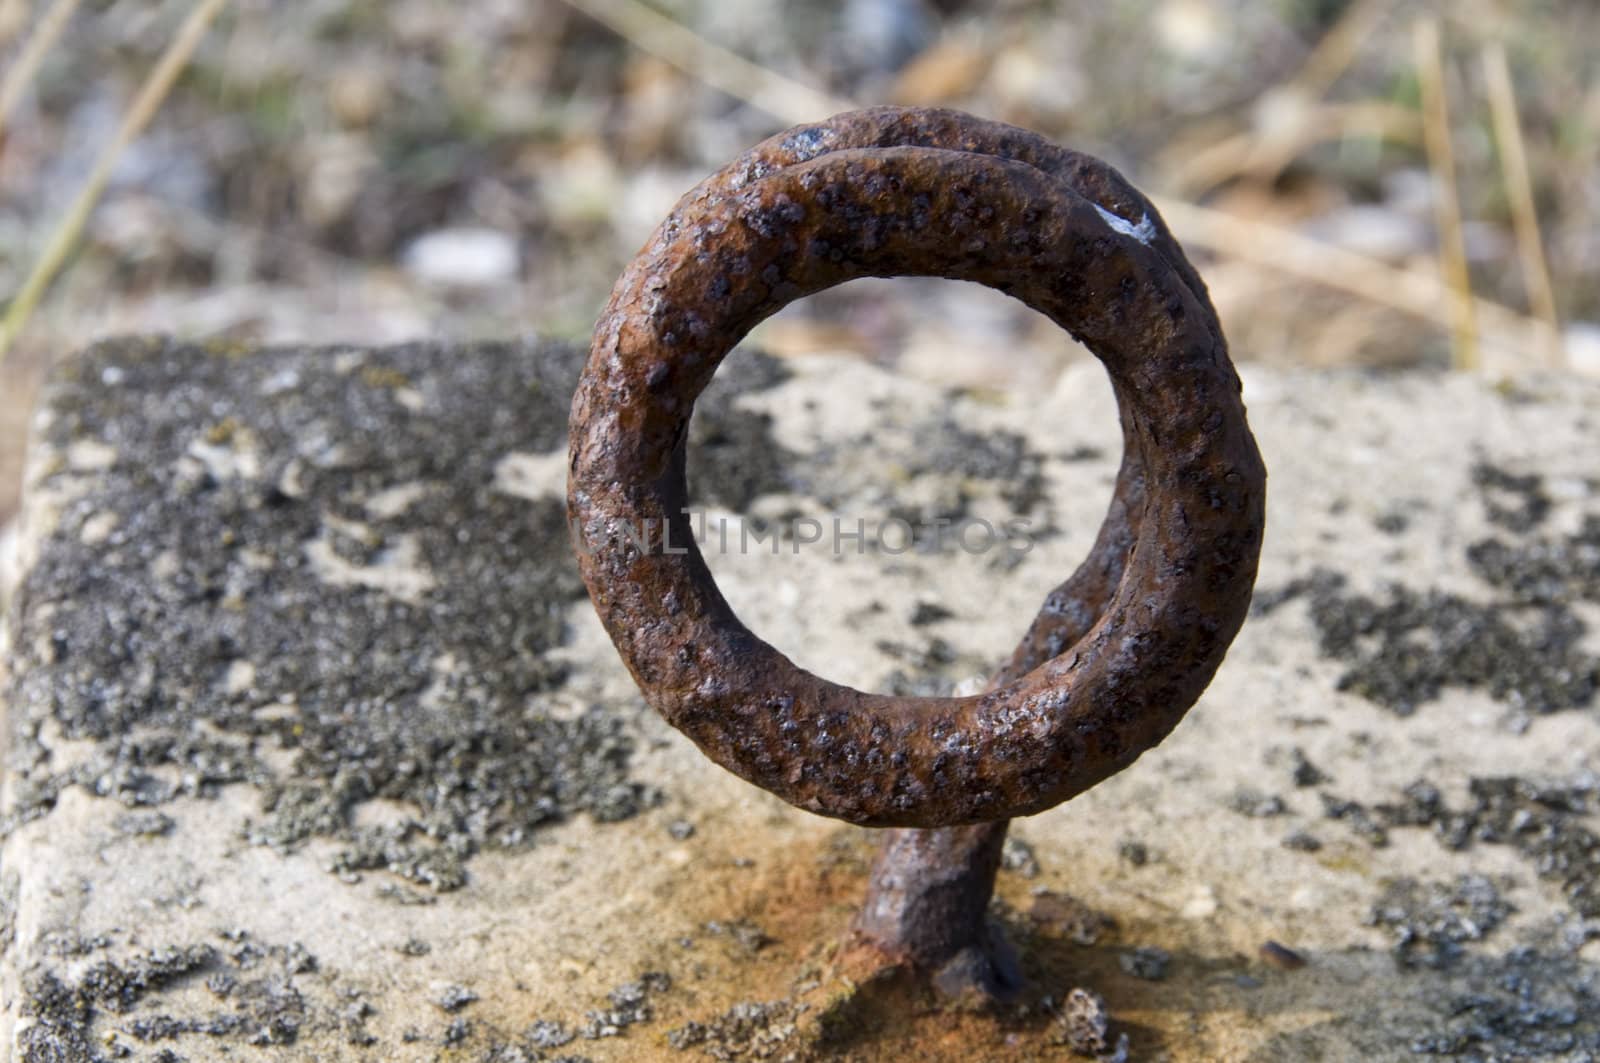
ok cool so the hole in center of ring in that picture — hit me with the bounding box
[682,276,1121,698]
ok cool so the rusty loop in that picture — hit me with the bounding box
[568,107,1266,829]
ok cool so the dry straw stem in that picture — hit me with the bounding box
[0,0,228,363]
[1163,0,1394,195]
[1481,40,1563,368]
[557,0,848,126]
[1413,16,1479,372]
[1287,0,1389,102]
[1166,99,1420,196]
[0,0,26,43]
[0,0,83,141]
[1153,194,1545,371]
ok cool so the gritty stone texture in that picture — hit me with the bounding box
[3,339,1600,1060]
[1054,986,1124,1059]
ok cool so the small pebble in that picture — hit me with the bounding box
[667,818,696,840]
[1117,840,1149,867]
[1289,747,1330,787]
[435,984,478,1012]
[1259,940,1307,970]
[1056,986,1124,1058]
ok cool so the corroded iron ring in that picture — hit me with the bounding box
[568,107,1265,829]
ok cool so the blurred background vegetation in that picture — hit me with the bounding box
[1,0,1597,526]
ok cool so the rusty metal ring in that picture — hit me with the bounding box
[569,107,1266,829]
[630,107,1200,689]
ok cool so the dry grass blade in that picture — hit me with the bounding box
[1166,99,1420,197]
[1152,194,1544,368]
[0,0,229,363]
[0,0,83,141]
[1160,0,1392,195]
[1481,40,1563,368]
[1413,17,1478,372]
[556,0,848,127]
[0,0,25,43]
[1288,0,1389,101]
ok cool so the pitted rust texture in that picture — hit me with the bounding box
[568,106,1266,829]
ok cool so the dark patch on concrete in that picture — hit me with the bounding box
[1229,788,1290,818]
[16,1017,98,1062]
[1257,460,1600,719]
[1373,509,1410,535]
[667,999,805,1057]
[35,945,216,1018]
[1288,747,1330,788]
[17,919,657,1060]
[1281,828,1322,852]
[1468,512,1600,606]
[1322,791,1393,847]
[1265,935,1600,1061]
[1403,943,1600,1059]
[1471,461,1552,533]
[906,420,1049,516]
[1368,875,1512,970]
[784,393,1057,539]
[687,352,798,512]
[20,944,216,1061]
[908,600,954,626]
[1461,777,1600,919]
[327,823,471,891]
[692,355,1050,539]
[1338,775,1600,920]
[3,339,792,893]
[877,631,991,699]
[1257,569,1598,716]
[578,971,671,1039]
[875,635,957,671]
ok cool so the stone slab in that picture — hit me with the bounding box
[3,337,1599,1061]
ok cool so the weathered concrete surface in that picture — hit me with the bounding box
[2,336,1599,1061]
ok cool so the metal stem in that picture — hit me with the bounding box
[853,820,1019,1001]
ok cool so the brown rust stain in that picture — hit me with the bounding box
[641,827,1291,1062]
